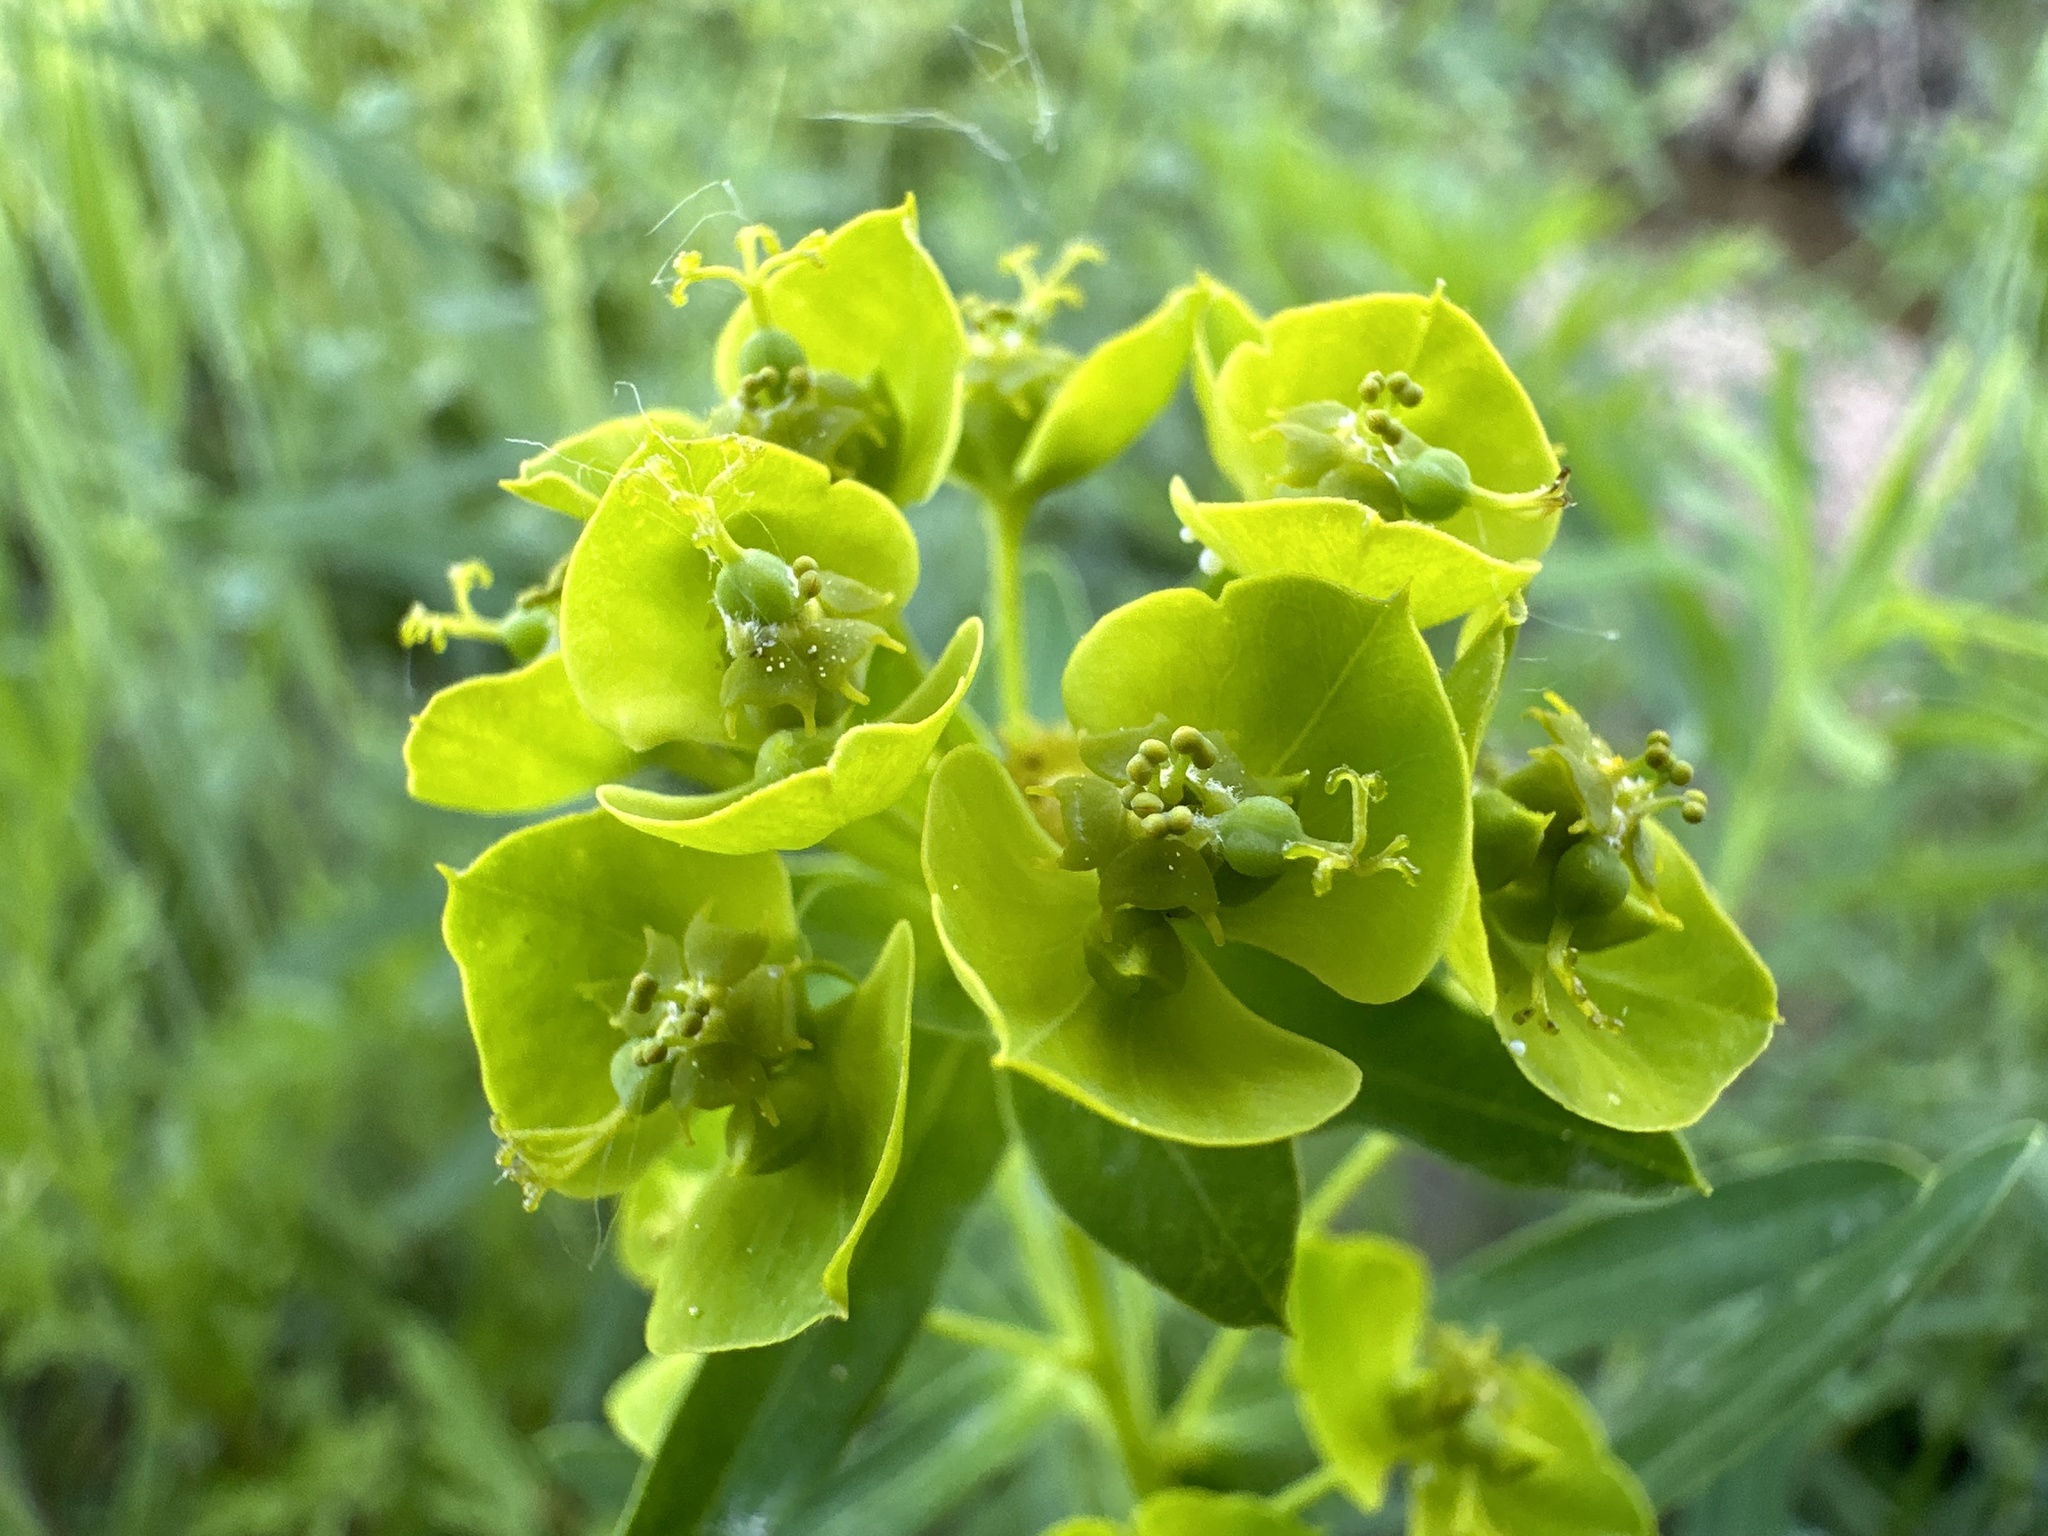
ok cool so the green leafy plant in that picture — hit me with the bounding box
[399,202,2040,1536]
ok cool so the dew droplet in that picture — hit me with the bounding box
[1507,1039,1526,1057]
[1606,1091,1621,1105]
[687,1305,702,1317]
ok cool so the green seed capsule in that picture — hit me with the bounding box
[714,547,803,625]
[1393,446,1473,523]
[725,1060,829,1175]
[500,605,554,663]
[1552,838,1632,920]
[610,1039,675,1116]
[1471,786,1551,891]
[1083,907,1187,1001]
[736,326,809,378]
[1215,795,1305,880]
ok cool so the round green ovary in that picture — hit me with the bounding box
[1393,446,1473,523]
[737,326,808,377]
[1552,839,1631,920]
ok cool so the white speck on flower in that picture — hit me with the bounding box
[1607,1091,1621,1105]
[1198,547,1224,577]
[1179,525,1196,544]
[1508,1039,1526,1057]
[688,1305,702,1317]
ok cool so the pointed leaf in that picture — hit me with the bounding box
[605,1353,702,1458]
[1209,946,1702,1197]
[714,199,966,506]
[1486,823,1778,1132]
[560,434,918,751]
[501,408,701,518]
[405,653,641,813]
[599,618,981,854]
[1063,576,1471,1005]
[924,745,1359,1146]
[1437,1153,1924,1356]
[1011,1073,1300,1330]
[1013,284,1203,500]
[646,923,917,1353]
[440,811,795,1199]
[1170,480,1537,630]
[1613,1124,2043,1506]
[1209,291,1562,561]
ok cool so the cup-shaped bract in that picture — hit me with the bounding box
[599,617,983,855]
[1485,821,1778,1132]
[440,811,798,1201]
[499,407,703,519]
[1290,1234,1653,1536]
[1170,477,1538,630]
[1200,287,1564,564]
[559,435,919,752]
[1061,575,1472,1005]
[404,652,645,814]
[957,278,1205,507]
[643,921,915,1354]
[712,200,966,507]
[924,744,1360,1146]
[1043,1491,1316,1536]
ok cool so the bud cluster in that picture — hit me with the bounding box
[1047,721,1418,1000]
[1476,696,1712,1035]
[954,242,1101,490]
[602,915,827,1176]
[1263,369,1567,527]
[707,327,900,487]
[1390,1326,1553,1483]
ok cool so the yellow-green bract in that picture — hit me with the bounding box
[1290,1234,1654,1536]
[499,407,704,519]
[1043,1490,1316,1536]
[713,199,967,507]
[923,744,1361,1146]
[559,434,918,752]
[1197,282,1563,564]
[1062,575,1473,1005]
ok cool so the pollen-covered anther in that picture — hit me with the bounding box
[1359,370,1386,403]
[1681,789,1709,824]
[1125,753,1156,785]
[1141,812,1171,838]
[1644,741,1672,772]
[1162,804,1196,836]
[627,972,659,1013]
[1394,376,1425,408]
[1363,407,1397,439]
[1139,737,1171,766]
[1129,791,1165,817]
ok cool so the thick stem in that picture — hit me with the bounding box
[1302,1131,1398,1233]
[1271,1463,1342,1516]
[1161,1328,1248,1450]
[1062,1224,1165,1495]
[981,493,1034,733]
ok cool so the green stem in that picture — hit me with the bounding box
[1161,1328,1248,1448]
[1062,1223,1165,1495]
[1302,1132,1398,1233]
[981,493,1033,734]
[926,1308,1077,1368]
[1270,1463,1342,1516]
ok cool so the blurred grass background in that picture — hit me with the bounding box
[4,1,2048,1532]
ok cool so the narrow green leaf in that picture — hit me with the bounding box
[614,1033,1005,1536]
[599,618,982,854]
[1613,1124,2044,1506]
[404,653,641,813]
[500,408,702,518]
[1014,283,1203,500]
[924,745,1361,1147]
[1170,479,1537,630]
[1209,946,1703,1197]
[1010,1072,1301,1330]
[1436,1153,1924,1355]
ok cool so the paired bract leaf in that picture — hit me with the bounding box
[924,744,1359,1146]
[644,922,916,1354]
[404,652,642,813]
[714,200,966,506]
[500,407,702,518]
[1170,480,1537,630]
[440,811,796,1200]
[1291,1235,1652,1536]
[1010,1072,1300,1330]
[1062,575,1471,1005]
[1206,291,1563,562]
[559,434,918,751]
[1010,283,1204,502]
[598,617,982,854]
[1485,823,1778,1132]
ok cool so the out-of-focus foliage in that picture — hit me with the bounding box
[3,2,2045,1533]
